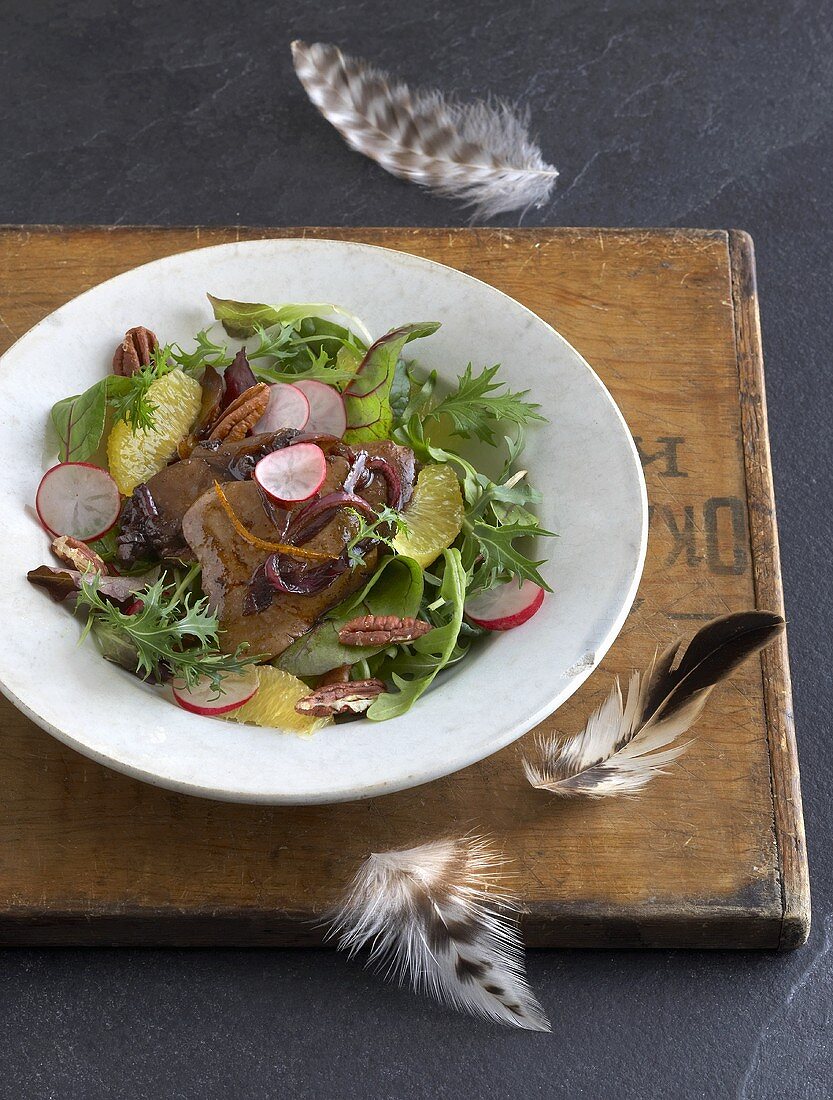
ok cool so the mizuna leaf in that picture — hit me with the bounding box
[523,611,786,798]
[292,40,559,219]
[343,321,440,444]
[326,834,550,1031]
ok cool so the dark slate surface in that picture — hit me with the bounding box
[1,1,830,1097]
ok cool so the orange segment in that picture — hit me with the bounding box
[392,462,464,568]
[107,369,202,494]
[227,666,331,736]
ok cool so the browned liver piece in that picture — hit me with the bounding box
[180,440,415,659]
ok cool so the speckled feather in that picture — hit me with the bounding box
[524,611,786,798]
[326,835,550,1031]
[291,41,558,220]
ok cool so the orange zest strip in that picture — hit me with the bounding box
[212,482,332,562]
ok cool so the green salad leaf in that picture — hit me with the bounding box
[277,555,424,677]
[170,329,233,373]
[367,548,466,720]
[207,294,370,343]
[344,322,440,444]
[108,344,178,432]
[50,343,182,460]
[394,359,555,597]
[51,380,110,463]
[77,566,259,691]
[420,362,544,445]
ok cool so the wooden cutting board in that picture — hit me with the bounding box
[0,226,808,949]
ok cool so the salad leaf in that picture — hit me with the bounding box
[170,329,233,373]
[51,379,109,463]
[207,294,371,343]
[344,322,440,445]
[76,567,260,690]
[344,505,410,568]
[252,347,355,388]
[278,555,423,677]
[462,518,551,592]
[422,362,544,445]
[50,343,183,460]
[389,358,412,420]
[107,344,178,432]
[394,410,555,594]
[367,548,466,720]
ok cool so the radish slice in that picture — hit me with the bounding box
[464,579,545,631]
[252,383,310,433]
[254,443,327,505]
[293,379,347,438]
[35,462,121,541]
[173,668,259,716]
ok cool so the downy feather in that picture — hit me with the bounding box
[291,41,558,219]
[524,611,785,798]
[326,835,550,1031]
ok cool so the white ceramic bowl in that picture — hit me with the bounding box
[0,239,647,804]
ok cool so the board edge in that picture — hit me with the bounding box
[728,229,810,950]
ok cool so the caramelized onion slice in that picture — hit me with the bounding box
[286,490,377,545]
[212,481,331,561]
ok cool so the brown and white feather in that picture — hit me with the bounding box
[524,611,785,798]
[291,41,558,219]
[326,835,550,1031]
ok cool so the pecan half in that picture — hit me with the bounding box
[338,615,433,647]
[113,326,158,376]
[295,678,386,717]
[51,535,109,575]
[208,383,270,443]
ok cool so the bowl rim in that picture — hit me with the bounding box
[0,236,648,803]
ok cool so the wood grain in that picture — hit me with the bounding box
[728,230,810,948]
[0,226,808,948]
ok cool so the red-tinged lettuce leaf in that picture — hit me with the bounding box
[27,566,147,604]
[221,349,258,406]
[343,322,440,444]
[50,380,109,463]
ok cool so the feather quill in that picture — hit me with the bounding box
[524,611,786,798]
[326,835,550,1031]
[291,41,558,219]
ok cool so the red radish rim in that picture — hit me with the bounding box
[292,379,347,437]
[173,671,259,716]
[465,581,545,631]
[254,442,327,505]
[253,383,311,433]
[35,461,122,541]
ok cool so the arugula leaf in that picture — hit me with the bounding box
[367,548,466,720]
[277,556,424,677]
[422,363,544,445]
[77,567,259,690]
[463,518,551,592]
[207,294,371,343]
[51,379,110,463]
[344,322,440,444]
[394,395,555,594]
